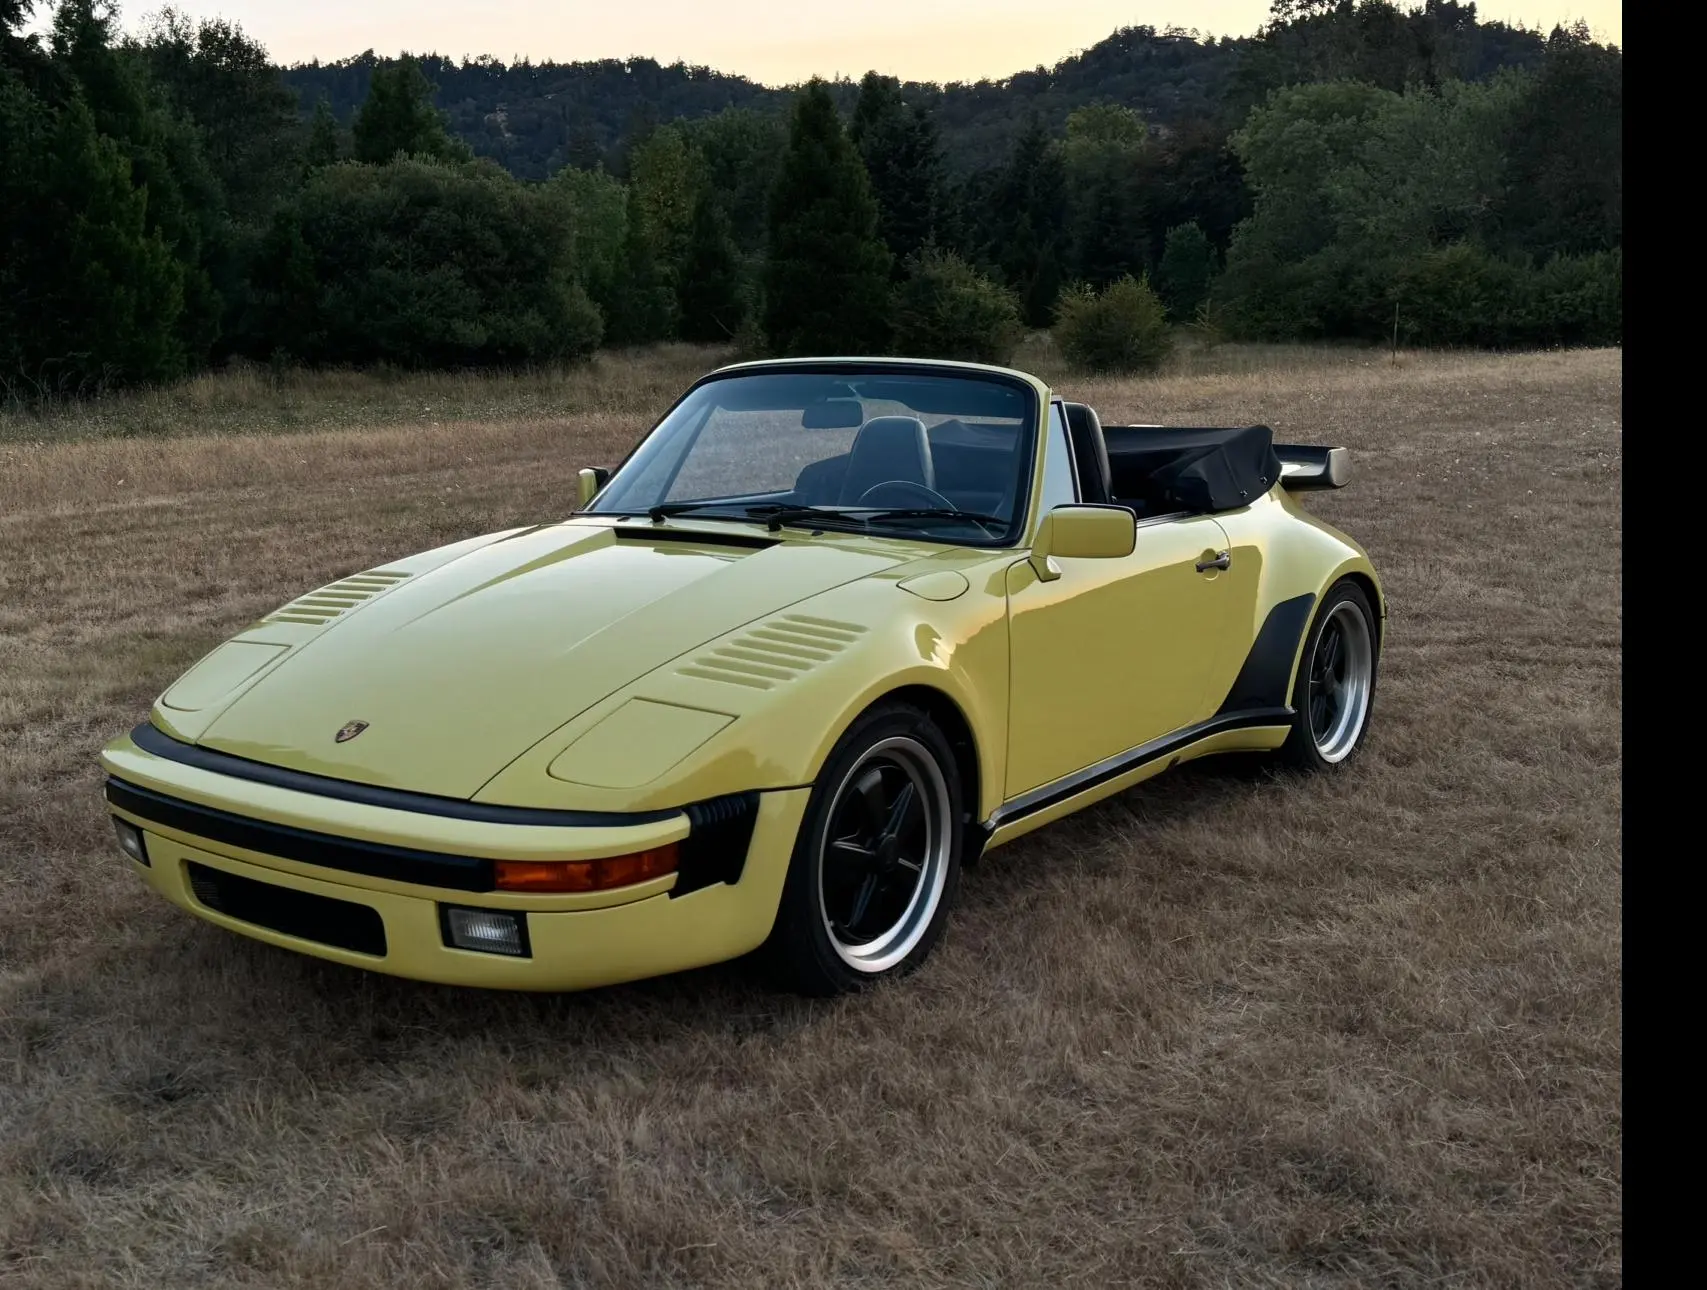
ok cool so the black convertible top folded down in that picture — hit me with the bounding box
[1101,423,1283,515]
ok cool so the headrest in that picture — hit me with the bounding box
[840,416,934,503]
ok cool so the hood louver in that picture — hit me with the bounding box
[264,569,411,626]
[677,614,866,691]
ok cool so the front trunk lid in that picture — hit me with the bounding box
[191,523,902,798]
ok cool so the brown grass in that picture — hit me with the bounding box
[0,345,1622,1288]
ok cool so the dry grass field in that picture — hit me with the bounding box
[0,344,1621,1288]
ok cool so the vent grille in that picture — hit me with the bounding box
[186,861,387,957]
[677,614,867,691]
[264,569,410,626]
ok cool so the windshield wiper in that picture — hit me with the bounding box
[639,501,790,523]
[604,501,804,523]
[620,501,1008,537]
[616,500,863,533]
[857,508,1009,531]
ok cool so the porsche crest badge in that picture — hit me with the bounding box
[335,720,370,744]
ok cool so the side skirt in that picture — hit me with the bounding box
[977,707,1292,854]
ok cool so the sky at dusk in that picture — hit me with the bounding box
[72,1,1624,82]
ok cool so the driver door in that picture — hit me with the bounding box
[1003,408,1241,797]
[1005,514,1239,797]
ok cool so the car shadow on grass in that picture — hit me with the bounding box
[15,751,1322,1104]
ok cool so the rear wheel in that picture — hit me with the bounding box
[1279,580,1379,771]
[764,702,962,996]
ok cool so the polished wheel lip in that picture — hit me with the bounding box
[816,735,952,974]
[1309,600,1374,763]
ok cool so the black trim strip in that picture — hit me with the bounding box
[187,860,388,956]
[613,526,779,550]
[1215,593,1316,716]
[673,792,760,896]
[987,708,1293,830]
[108,777,497,892]
[128,723,678,827]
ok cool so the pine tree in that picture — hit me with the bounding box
[677,194,745,342]
[564,119,602,172]
[352,57,460,164]
[992,116,1067,328]
[850,72,940,268]
[304,97,339,170]
[50,0,222,366]
[764,80,892,356]
[2,88,188,390]
[607,181,673,343]
[134,12,300,223]
[1156,221,1216,319]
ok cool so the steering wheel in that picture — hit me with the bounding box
[857,480,957,509]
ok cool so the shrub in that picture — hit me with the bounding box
[1053,275,1172,373]
[890,250,1023,364]
[1515,248,1621,346]
[1390,243,1523,347]
[250,157,603,368]
[1391,243,1623,348]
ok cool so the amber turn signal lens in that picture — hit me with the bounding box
[494,843,679,893]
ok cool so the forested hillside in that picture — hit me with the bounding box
[279,12,1555,179]
[2,0,1621,401]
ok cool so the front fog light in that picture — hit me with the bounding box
[113,818,149,866]
[441,906,530,957]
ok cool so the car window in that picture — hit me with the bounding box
[664,406,857,502]
[591,369,1040,547]
[1039,402,1078,514]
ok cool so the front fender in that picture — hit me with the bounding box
[475,554,1017,821]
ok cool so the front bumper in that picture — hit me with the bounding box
[101,729,810,991]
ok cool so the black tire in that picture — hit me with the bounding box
[763,701,964,996]
[1278,579,1380,771]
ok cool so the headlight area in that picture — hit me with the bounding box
[441,844,678,958]
[494,843,678,893]
[113,816,150,866]
[440,905,531,957]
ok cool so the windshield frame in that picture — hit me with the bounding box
[585,360,1046,549]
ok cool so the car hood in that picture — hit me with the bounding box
[189,523,906,798]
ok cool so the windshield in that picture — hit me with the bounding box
[589,367,1039,546]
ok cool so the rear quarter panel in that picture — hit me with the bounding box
[1211,488,1385,705]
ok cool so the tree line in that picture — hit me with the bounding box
[2,0,1621,398]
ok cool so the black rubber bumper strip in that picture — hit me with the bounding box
[127,722,678,827]
[986,707,1294,831]
[107,776,499,891]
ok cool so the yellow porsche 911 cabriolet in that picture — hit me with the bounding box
[101,358,1384,995]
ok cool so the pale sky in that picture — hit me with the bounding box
[91,0,1622,84]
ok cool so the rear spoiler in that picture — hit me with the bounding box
[1276,444,1351,491]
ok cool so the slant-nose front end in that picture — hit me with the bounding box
[99,725,808,990]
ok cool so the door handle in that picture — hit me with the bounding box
[1196,550,1231,573]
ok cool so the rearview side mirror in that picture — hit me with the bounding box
[576,466,610,509]
[1028,504,1136,583]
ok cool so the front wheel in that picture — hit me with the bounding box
[763,702,963,996]
[1278,580,1379,771]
